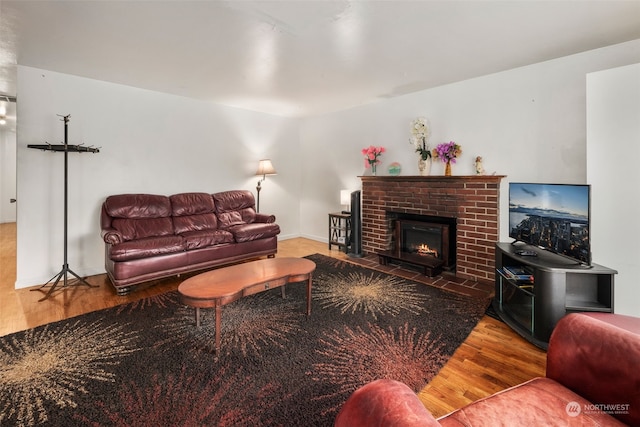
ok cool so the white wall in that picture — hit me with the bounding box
[0,125,17,223]
[15,66,300,288]
[14,39,640,293]
[299,39,640,248]
[587,63,640,317]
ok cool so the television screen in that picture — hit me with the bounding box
[509,182,591,265]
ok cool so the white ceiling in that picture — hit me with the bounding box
[1,0,640,118]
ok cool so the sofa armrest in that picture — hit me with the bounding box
[100,203,123,244]
[546,313,640,426]
[254,213,276,224]
[334,379,441,427]
[101,228,123,245]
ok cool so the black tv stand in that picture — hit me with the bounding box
[493,242,616,349]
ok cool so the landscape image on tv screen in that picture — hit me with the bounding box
[509,183,590,265]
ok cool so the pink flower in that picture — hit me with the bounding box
[362,145,385,168]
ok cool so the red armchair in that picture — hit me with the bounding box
[335,312,640,426]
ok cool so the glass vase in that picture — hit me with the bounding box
[371,164,377,176]
[445,160,452,176]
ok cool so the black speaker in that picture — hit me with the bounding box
[348,190,363,258]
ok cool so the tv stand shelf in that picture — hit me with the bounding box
[493,242,616,349]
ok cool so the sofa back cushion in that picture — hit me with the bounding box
[104,194,174,241]
[170,192,218,234]
[213,190,257,228]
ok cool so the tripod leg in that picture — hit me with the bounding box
[33,266,98,302]
[32,270,65,290]
[67,268,98,289]
[35,269,66,301]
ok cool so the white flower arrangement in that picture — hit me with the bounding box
[410,117,431,160]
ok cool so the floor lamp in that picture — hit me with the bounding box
[255,159,277,213]
[28,115,99,301]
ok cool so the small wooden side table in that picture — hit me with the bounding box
[329,212,351,253]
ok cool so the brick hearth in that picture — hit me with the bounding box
[360,175,504,283]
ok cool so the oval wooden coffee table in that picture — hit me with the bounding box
[178,257,316,354]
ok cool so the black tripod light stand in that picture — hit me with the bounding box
[28,115,100,301]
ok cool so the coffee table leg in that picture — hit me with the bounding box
[195,307,200,328]
[215,304,221,354]
[306,274,312,315]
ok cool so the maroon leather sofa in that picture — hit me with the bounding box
[335,312,640,426]
[100,190,280,295]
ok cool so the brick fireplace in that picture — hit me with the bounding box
[360,175,504,283]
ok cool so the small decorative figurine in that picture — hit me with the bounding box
[474,156,485,175]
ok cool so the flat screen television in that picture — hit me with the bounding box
[509,182,591,265]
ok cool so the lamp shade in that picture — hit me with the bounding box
[340,189,351,205]
[256,159,277,176]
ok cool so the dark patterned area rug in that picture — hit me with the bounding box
[0,254,490,427]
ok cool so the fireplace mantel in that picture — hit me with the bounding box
[359,174,505,283]
[359,175,504,183]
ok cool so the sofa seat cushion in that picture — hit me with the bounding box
[227,223,281,243]
[180,230,234,250]
[438,377,625,427]
[110,236,185,261]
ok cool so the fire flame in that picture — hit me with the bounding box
[417,244,438,257]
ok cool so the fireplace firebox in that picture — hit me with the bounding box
[398,220,450,266]
[378,214,455,277]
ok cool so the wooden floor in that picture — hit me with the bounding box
[0,222,546,418]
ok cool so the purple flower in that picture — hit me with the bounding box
[432,141,462,163]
